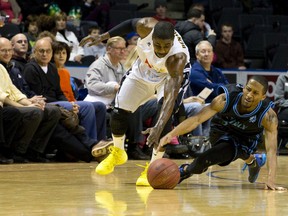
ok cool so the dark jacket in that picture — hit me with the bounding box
[189,61,229,103]
[22,59,67,102]
[0,61,36,98]
[11,56,28,74]
[175,20,216,64]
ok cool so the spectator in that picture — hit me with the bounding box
[84,36,126,107]
[54,12,85,65]
[37,14,57,35]
[0,0,22,24]
[189,41,229,104]
[215,23,246,70]
[37,30,56,42]
[54,11,96,66]
[184,0,209,19]
[23,15,38,54]
[153,0,176,26]
[83,25,106,59]
[124,32,138,58]
[190,3,212,38]
[123,32,139,71]
[175,8,216,64]
[22,38,107,143]
[51,41,78,102]
[11,33,30,72]
[274,71,288,124]
[126,32,138,49]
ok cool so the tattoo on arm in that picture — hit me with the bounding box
[268,111,277,124]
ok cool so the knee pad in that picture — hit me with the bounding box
[110,108,131,135]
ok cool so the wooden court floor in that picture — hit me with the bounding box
[0,156,287,216]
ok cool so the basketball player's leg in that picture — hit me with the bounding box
[179,141,235,183]
[136,81,183,186]
[96,77,155,175]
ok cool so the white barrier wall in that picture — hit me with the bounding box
[67,66,287,100]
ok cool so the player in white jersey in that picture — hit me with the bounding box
[80,18,190,186]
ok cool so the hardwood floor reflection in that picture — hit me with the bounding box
[0,156,287,216]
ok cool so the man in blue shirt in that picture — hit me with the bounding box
[189,40,228,103]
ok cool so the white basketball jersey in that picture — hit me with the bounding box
[130,29,190,83]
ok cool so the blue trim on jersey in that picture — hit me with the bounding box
[219,86,229,113]
[257,101,274,127]
[233,93,263,117]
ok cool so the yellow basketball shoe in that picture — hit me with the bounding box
[136,162,150,186]
[96,146,127,175]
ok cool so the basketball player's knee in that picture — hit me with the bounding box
[110,108,131,135]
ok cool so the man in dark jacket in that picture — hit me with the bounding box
[175,8,216,64]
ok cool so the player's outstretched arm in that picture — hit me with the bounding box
[262,109,287,191]
[144,53,187,148]
[158,93,225,151]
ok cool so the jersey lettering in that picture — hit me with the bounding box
[174,32,186,49]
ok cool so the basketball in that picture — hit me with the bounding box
[147,158,180,189]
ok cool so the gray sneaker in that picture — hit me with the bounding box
[91,140,114,158]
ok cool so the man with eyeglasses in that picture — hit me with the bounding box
[84,36,155,160]
[80,18,190,186]
[22,38,113,161]
[84,36,127,106]
[0,37,61,163]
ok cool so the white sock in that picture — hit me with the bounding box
[112,134,125,150]
[150,148,165,163]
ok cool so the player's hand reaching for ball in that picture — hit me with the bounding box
[142,127,161,148]
[157,133,174,152]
